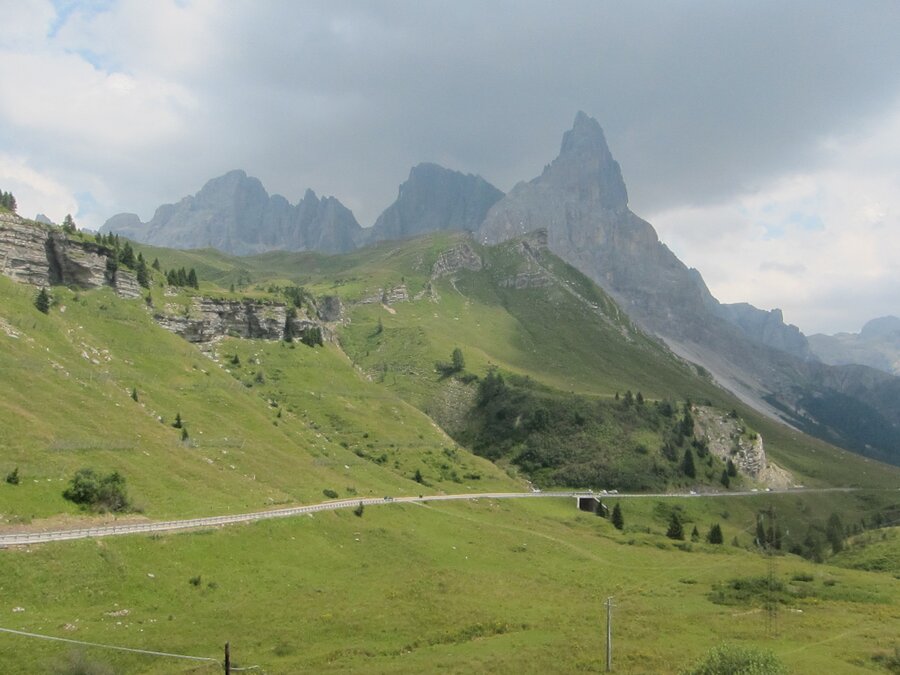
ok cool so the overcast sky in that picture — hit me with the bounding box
[2,1,899,335]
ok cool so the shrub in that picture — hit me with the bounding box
[35,288,50,314]
[5,467,20,485]
[189,575,202,587]
[323,489,339,499]
[62,468,130,512]
[680,643,786,674]
[354,502,365,517]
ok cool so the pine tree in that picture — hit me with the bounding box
[666,512,684,540]
[119,242,135,268]
[451,347,465,372]
[691,525,700,542]
[35,288,50,314]
[681,447,696,478]
[152,258,161,271]
[187,268,199,289]
[131,387,138,402]
[173,412,183,429]
[611,503,624,530]
[707,523,724,544]
[726,458,737,477]
[720,469,730,488]
[825,512,845,554]
[62,214,76,234]
[135,256,150,288]
[755,515,767,549]
[181,427,189,442]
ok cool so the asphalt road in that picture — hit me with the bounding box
[0,487,855,548]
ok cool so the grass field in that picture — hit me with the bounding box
[0,494,897,674]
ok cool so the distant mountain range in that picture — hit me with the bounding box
[809,316,900,376]
[101,112,900,463]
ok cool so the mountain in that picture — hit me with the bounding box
[101,170,362,256]
[364,163,503,244]
[809,316,900,376]
[478,112,900,464]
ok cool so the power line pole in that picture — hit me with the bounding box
[605,596,614,672]
[224,642,230,675]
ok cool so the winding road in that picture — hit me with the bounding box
[0,487,855,548]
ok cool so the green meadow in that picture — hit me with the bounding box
[1,228,899,673]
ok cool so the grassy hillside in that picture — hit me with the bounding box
[0,274,514,523]
[0,493,897,673]
[135,232,900,492]
[2,230,899,673]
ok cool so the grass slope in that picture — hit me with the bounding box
[0,275,515,523]
[0,494,897,673]
[138,232,900,491]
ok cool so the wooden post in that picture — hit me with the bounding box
[224,641,231,674]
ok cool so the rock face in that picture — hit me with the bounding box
[154,297,327,344]
[365,163,503,244]
[693,406,792,488]
[0,212,137,297]
[101,170,363,256]
[430,241,483,278]
[717,303,811,360]
[479,112,720,337]
[808,316,900,376]
[476,112,900,464]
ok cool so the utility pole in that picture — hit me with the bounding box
[224,641,230,675]
[605,596,614,672]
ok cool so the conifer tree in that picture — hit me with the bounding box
[187,268,198,289]
[707,523,724,544]
[666,512,684,540]
[611,503,624,530]
[62,214,76,234]
[35,288,50,314]
[681,447,696,478]
[173,412,183,429]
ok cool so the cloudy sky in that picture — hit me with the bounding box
[2,1,899,335]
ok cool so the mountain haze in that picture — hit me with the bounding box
[101,170,362,255]
[364,163,503,244]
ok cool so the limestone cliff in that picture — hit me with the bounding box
[153,296,329,344]
[0,212,140,298]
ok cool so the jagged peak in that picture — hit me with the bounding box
[536,112,628,209]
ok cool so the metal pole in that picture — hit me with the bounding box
[606,596,613,672]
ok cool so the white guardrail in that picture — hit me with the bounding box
[0,488,824,547]
[0,492,574,547]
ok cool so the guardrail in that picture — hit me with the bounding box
[0,487,824,547]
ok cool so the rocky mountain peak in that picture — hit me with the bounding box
[365,162,503,244]
[543,111,628,210]
[860,315,900,339]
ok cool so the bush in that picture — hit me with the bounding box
[62,468,130,512]
[354,502,365,517]
[35,288,50,314]
[680,643,786,674]
[5,467,19,485]
[323,489,339,499]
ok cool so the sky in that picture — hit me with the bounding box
[2,0,899,335]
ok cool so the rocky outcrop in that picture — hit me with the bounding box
[430,242,483,278]
[0,211,53,286]
[154,297,328,344]
[101,170,363,256]
[365,163,503,244]
[693,406,792,488]
[315,295,344,322]
[0,212,139,297]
